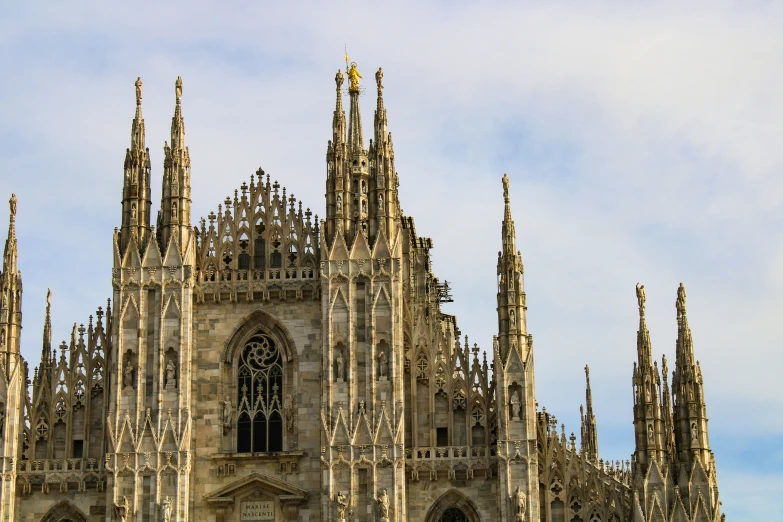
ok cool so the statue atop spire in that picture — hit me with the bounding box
[375,67,383,92]
[347,62,362,93]
[635,283,646,316]
[676,282,686,318]
[175,76,183,105]
[502,173,510,203]
[135,77,142,106]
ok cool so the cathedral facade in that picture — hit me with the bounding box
[0,63,724,522]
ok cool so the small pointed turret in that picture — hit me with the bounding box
[581,364,599,462]
[672,283,713,474]
[369,67,399,243]
[661,354,677,471]
[326,69,349,245]
[1,194,22,355]
[346,61,364,153]
[159,76,192,253]
[41,289,52,365]
[119,77,153,254]
[632,283,664,475]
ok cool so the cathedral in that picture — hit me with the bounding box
[0,62,724,522]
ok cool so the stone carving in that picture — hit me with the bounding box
[513,486,527,521]
[135,77,142,105]
[677,282,687,316]
[378,349,388,379]
[358,400,365,415]
[510,389,520,421]
[123,362,134,389]
[636,283,646,315]
[336,194,342,213]
[377,488,390,521]
[165,358,176,389]
[161,496,172,522]
[9,193,16,218]
[335,491,349,521]
[648,424,654,441]
[509,308,516,329]
[376,67,384,91]
[691,423,698,442]
[284,394,295,433]
[175,76,183,102]
[114,496,130,522]
[222,397,232,433]
[336,350,345,381]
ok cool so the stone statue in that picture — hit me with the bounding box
[335,69,344,90]
[347,62,362,92]
[161,496,172,522]
[336,351,345,381]
[123,363,134,389]
[377,488,390,521]
[335,491,349,520]
[165,358,176,388]
[509,309,516,329]
[135,77,142,105]
[513,486,527,521]
[636,283,646,315]
[358,400,365,415]
[378,349,388,378]
[502,173,510,199]
[336,194,342,213]
[510,390,520,421]
[376,67,384,91]
[691,423,698,442]
[647,424,654,441]
[284,394,295,433]
[677,282,687,316]
[175,76,183,102]
[9,194,17,219]
[222,397,232,430]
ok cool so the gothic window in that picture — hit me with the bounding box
[439,507,468,522]
[254,238,266,269]
[270,250,282,268]
[236,333,283,453]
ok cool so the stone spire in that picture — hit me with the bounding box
[346,61,364,153]
[120,77,152,254]
[0,194,22,356]
[581,364,599,462]
[632,283,664,475]
[497,174,527,359]
[369,67,399,243]
[326,69,349,246]
[41,289,52,366]
[672,283,713,474]
[159,76,192,253]
[661,353,677,471]
[332,69,346,147]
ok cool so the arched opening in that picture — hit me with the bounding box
[440,507,469,522]
[425,490,481,522]
[236,333,283,452]
[41,501,87,522]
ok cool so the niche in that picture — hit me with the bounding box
[508,383,523,421]
[164,348,178,389]
[376,340,389,380]
[122,350,137,391]
[334,343,346,382]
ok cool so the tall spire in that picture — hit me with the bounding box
[3,194,17,275]
[672,283,713,474]
[581,364,599,462]
[159,76,192,253]
[0,194,22,356]
[501,174,517,258]
[41,289,52,365]
[120,77,152,254]
[332,69,346,146]
[632,283,664,475]
[346,61,364,153]
[661,354,677,471]
[369,66,399,243]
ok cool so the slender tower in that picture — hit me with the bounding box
[580,365,598,462]
[672,284,722,518]
[119,77,152,255]
[631,284,665,476]
[494,174,538,522]
[0,195,25,520]
[321,61,406,522]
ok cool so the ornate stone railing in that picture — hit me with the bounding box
[406,445,496,481]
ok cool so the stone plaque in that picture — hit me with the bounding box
[240,500,275,520]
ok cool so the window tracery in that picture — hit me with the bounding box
[439,507,468,522]
[236,333,283,453]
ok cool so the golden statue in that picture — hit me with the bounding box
[347,62,362,93]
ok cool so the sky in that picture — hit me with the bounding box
[1,2,781,519]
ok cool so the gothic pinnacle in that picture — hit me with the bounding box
[3,193,18,274]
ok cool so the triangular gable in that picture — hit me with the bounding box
[328,232,349,261]
[203,472,308,504]
[121,234,142,268]
[142,236,163,268]
[372,227,391,259]
[350,229,371,260]
[163,234,183,266]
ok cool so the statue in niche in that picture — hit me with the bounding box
[335,491,349,520]
[161,496,172,522]
[165,358,176,389]
[284,394,295,433]
[222,397,232,433]
[378,349,388,379]
[0,330,5,347]
[377,488,390,521]
[336,194,343,213]
[123,362,134,389]
[509,389,520,421]
[358,400,366,415]
[513,486,527,521]
[172,201,178,216]
[509,309,516,329]
[691,423,698,442]
[336,351,345,381]
[648,424,654,441]
[131,204,136,219]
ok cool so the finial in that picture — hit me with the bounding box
[376,67,384,92]
[676,282,687,317]
[502,174,510,203]
[9,193,17,221]
[585,364,590,380]
[635,283,646,317]
[135,77,142,106]
[46,288,52,307]
[175,76,183,104]
[347,62,362,93]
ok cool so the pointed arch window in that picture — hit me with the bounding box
[236,333,283,453]
[439,508,468,522]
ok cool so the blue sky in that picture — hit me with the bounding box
[1,2,781,519]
